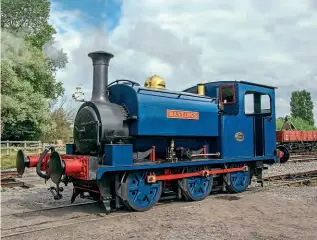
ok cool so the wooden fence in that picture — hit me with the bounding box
[0,141,66,155]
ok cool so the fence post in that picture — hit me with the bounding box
[6,142,9,155]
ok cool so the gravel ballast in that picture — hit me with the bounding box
[264,161,317,176]
[1,185,317,240]
[2,161,317,239]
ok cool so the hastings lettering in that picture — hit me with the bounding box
[166,110,199,120]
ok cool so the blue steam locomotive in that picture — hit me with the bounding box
[17,51,280,213]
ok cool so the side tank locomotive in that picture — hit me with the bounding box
[16,50,281,213]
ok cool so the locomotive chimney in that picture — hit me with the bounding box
[88,51,114,103]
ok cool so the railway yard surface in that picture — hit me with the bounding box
[1,158,317,240]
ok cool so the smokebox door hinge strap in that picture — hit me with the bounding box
[75,126,85,132]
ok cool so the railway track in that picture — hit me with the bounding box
[2,169,317,238]
[1,170,21,178]
[1,201,99,217]
[0,170,32,188]
[264,170,317,181]
[288,153,317,163]
[289,151,317,156]
[263,170,317,188]
[0,196,184,238]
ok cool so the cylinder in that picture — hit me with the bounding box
[88,51,114,103]
[197,83,205,95]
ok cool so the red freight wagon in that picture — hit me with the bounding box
[276,130,302,142]
[276,130,317,156]
[276,130,317,142]
[276,117,317,163]
[308,131,317,141]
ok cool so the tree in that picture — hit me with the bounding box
[41,95,77,143]
[1,0,68,99]
[1,59,54,140]
[1,31,65,99]
[290,90,314,126]
[1,0,56,49]
[1,0,68,140]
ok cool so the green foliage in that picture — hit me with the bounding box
[1,0,69,141]
[1,58,55,140]
[276,116,317,131]
[1,31,65,99]
[276,117,284,130]
[1,0,68,99]
[41,106,75,143]
[290,90,314,126]
[1,0,55,49]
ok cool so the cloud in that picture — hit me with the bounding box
[49,0,317,125]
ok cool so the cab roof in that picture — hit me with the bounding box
[183,80,277,92]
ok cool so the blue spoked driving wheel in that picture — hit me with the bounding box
[181,169,213,201]
[123,171,162,212]
[226,163,250,193]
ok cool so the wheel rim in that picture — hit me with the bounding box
[277,145,290,163]
[182,168,213,201]
[228,163,249,192]
[183,176,213,201]
[124,171,162,211]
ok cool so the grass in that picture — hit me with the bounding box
[1,153,17,170]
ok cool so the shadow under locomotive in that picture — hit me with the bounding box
[16,50,289,213]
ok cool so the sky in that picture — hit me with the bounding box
[48,0,317,125]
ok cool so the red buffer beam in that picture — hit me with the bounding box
[16,150,89,181]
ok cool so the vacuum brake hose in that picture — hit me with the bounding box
[36,146,55,180]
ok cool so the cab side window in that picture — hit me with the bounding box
[220,85,235,104]
[244,91,271,116]
[260,94,271,114]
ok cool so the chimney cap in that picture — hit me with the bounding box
[88,51,114,65]
[88,51,114,57]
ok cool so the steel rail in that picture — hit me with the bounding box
[1,201,98,217]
